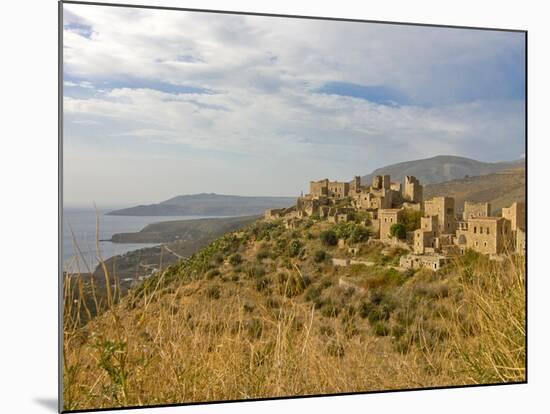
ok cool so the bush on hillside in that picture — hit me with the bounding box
[320,230,338,246]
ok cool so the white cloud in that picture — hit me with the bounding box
[62,3,525,205]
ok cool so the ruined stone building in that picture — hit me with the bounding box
[502,202,526,254]
[309,178,350,200]
[424,197,457,234]
[404,175,423,203]
[399,253,448,271]
[463,201,491,220]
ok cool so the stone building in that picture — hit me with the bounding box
[502,202,526,232]
[309,178,351,200]
[424,196,456,234]
[400,253,449,271]
[502,202,526,254]
[463,201,491,220]
[327,207,354,224]
[372,175,391,190]
[404,175,423,203]
[264,208,285,220]
[379,208,403,242]
[354,191,393,210]
[413,215,438,254]
[350,176,362,194]
[309,178,329,198]
[455,216,513,255]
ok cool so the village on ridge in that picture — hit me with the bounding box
[265,174,526,271]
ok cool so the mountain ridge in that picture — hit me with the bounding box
[107,194,296,216]
[361,155,524,185]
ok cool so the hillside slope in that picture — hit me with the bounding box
[107,193,295,216]
[362,155,523,185]
[424,167,525,213]
[64,217,525,410]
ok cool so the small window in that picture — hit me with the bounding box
[480,227,483,234]
[474,226,477,234]
[475,241,479,246]
[484,242,487,247]
[487,227,490,235]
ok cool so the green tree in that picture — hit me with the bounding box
[349,225,370,244]
[389,223,406,239]
[401,209,422,232]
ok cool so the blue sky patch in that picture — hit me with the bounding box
[63,73,214,96]
[64,22,93,38]
[317,82,408,106]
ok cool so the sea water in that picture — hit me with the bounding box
[62,207,209,272]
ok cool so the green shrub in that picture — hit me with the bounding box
[288,239,303,257]
[334,222,356,240]
[305,286,321,302]
[320,299,340,318]
[320,230,338,246]
[319,277,333,290]
[229,253,242,266]
[358,301,374,319]
[349,225,370,243]
[313,249,327,263]
[367,307,390,324]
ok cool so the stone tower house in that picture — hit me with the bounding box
[404,175,423,203]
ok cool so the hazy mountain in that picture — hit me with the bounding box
[424,166,525,214]
[107,193,296,216]
[361,155,524,185]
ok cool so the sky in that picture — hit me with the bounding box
[62,4,526,207]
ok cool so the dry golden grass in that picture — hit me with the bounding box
[63,221,525,411]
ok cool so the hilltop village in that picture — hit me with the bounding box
[265,175,525,271]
